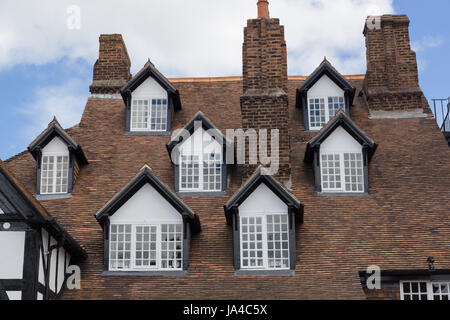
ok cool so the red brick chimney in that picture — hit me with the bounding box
[363,15,423,113]
[240,1,290,183]
[90,34,132,95]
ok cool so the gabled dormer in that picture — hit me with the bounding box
[167,111,232,195]
[95,165,201,273]
[296,58,356,131]
[28,118,88,199]
[121,60,181,135]
[304,109,377,195]
[224,167,303,274]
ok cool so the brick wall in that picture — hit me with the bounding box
[240,18,291,183]
[89,34,132,94]
[363,15,423,112]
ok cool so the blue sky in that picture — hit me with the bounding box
[0,0,448,160]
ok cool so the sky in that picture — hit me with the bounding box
[0,0,449,160]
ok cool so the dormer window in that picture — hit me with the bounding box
[304,110,377,195]
[167,112,230,195]
[40,141,70,194]
[224,167,303,274]
[28,118,88,199]
[122,60,181,136]
[296,59,355,131]
[95,166,201,273]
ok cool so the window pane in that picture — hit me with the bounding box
[131,99,149,130]
[109,224,132,270]
[180,155,200,190]
[40,155,69,194]
[327,96,344,119]
[309,98,326,129]
[266,214,289,269]
[343,153,364,192]
[203,153,221,191]
[149,98,168,132]
[160,224,183,269]
[401,281,430,300]
[432,282,450,300]
[135,225,157,268]
[240,216,264,269]
[321,154,342,191]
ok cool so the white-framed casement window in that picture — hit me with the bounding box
[240,213,289,270]
[320,152,364,193]
[40,153,69,194]
[179,153,222,192]
[308,96,344,130]
[109,223,183,271]
[400,281,450,300]
[130,98,168,132]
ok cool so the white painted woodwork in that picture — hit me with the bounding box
[42,137,69,154]
[307,74,344,100]
[6,291,21,300]
[239,183,288,215]
[110,183,182,224]
[320,126,362,153]
[131,77,167,100]
[178,126,222,156]
[0,231,25,279]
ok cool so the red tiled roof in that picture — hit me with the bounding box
[4,76,450,299]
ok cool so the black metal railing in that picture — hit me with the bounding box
[432,98,450,132]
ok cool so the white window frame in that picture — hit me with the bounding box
[130,96,168,132]
[109,221,183,272]
[320,150,364,193]
[40,152,69,195]
[179,152,222,193]
[308,95,345,131]
[239,212,290,271]
[400,281,450,300]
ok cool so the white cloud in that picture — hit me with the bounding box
[0,0,394,76]
[18,77,86,139]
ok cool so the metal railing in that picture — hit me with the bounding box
[432,98,450,133]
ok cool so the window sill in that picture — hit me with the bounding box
[316,192,369,197]
[101,271,186,277]
[177,191,227,197]
[125,131,171,136]
[36,193,72,200]
[234,270,294,276]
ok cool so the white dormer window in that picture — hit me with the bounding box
[40,137,69,194]
[319,126,364,193]
[131,98,168,132]
[307,74,345,130]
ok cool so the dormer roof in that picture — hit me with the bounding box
[296,58,356,109]
[120,60,182,111]
[224,166,303,226]
[28,117,88,165]
[95,165,201,233]
[304,109,378,163]
[166,111,232,158]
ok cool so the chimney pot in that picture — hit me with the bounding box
[257,0,270,19]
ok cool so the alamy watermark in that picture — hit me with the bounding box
[66,5,81,30]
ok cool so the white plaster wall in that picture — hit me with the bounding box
[0,231,25,279]
[37,292,43,300]
[132,77,167,99]
[110,183,182,224]
[6,291,22,300]
[321,126,362,153]
[179,126,222,156]
[57,246,66,293]
[38,229,49,285]
[0,208,4,214]
[42,137,68,154]
[49,236,57,293]
[239,183,288,215]
[307,74,344,99]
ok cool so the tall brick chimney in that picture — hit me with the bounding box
[240,1,291,183]
[363,15,423,114]
[90,34,132,95]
